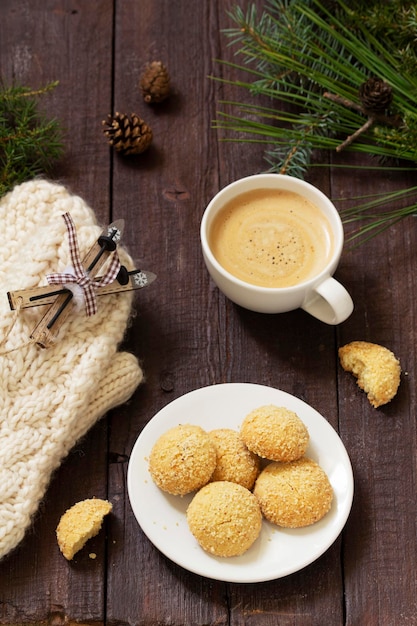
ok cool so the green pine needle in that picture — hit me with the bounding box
[214,0,417,243]
[0,81,64,196]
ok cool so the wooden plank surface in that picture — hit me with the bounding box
[334,156,417,625]
[0,2,114,625]
[0,1,416,625]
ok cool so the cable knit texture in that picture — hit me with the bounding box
[0,179,143,560]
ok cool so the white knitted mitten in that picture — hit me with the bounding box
[0,180,143,559]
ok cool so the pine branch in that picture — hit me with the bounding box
[212,0,417,242]
[0,81,63,196]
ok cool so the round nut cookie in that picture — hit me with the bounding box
[208,428,261,490]
[149,424,216,495]
[254,457,333,528]
[240,404,309,462]
[187,481,262,557]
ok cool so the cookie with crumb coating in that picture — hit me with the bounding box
[149,424,216,495]
[254,458,333,528]
[339,340,401,408]
[56,498,112,560]
[208,428,261,490]
[187,481,262,557]
[240,404,309,462]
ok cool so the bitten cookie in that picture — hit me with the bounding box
[148,424,216,495]
[338,340,401,408]
[254,458,333,528]
[187,481,262,557]
[208,428,261,490]
[56,498,112,560]
[240,405,309,462]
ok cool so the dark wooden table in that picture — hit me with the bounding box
[0,2,416,625]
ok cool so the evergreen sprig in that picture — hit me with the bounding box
[0,81,63,196]
[214,0,417,244]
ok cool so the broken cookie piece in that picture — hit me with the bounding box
[56,498,112,560]
[338,340,401,408]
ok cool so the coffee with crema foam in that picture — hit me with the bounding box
[208,188,335,288]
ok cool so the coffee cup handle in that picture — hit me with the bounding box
[301,276,354,325]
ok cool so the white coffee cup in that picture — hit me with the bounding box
[200,173,353,324]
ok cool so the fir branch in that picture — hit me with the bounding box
[338,185,417,246]
[0,81,63,196]
[213,0,417,242]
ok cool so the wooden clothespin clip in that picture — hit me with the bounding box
[7,213,156,348]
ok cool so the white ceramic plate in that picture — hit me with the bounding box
[127,383,353,583]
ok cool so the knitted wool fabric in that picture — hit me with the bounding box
[0,179,143,560]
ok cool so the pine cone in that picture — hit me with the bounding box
[102,112,152,155]
[359,78,393,115]
[140,61,171,104]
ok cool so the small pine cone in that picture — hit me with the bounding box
[359,77,393,115]
[102,112,152,155]
[140,61,171,104]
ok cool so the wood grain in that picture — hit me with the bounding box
[0,1,416,625]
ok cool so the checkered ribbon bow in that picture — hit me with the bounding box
[46,212,121,316]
